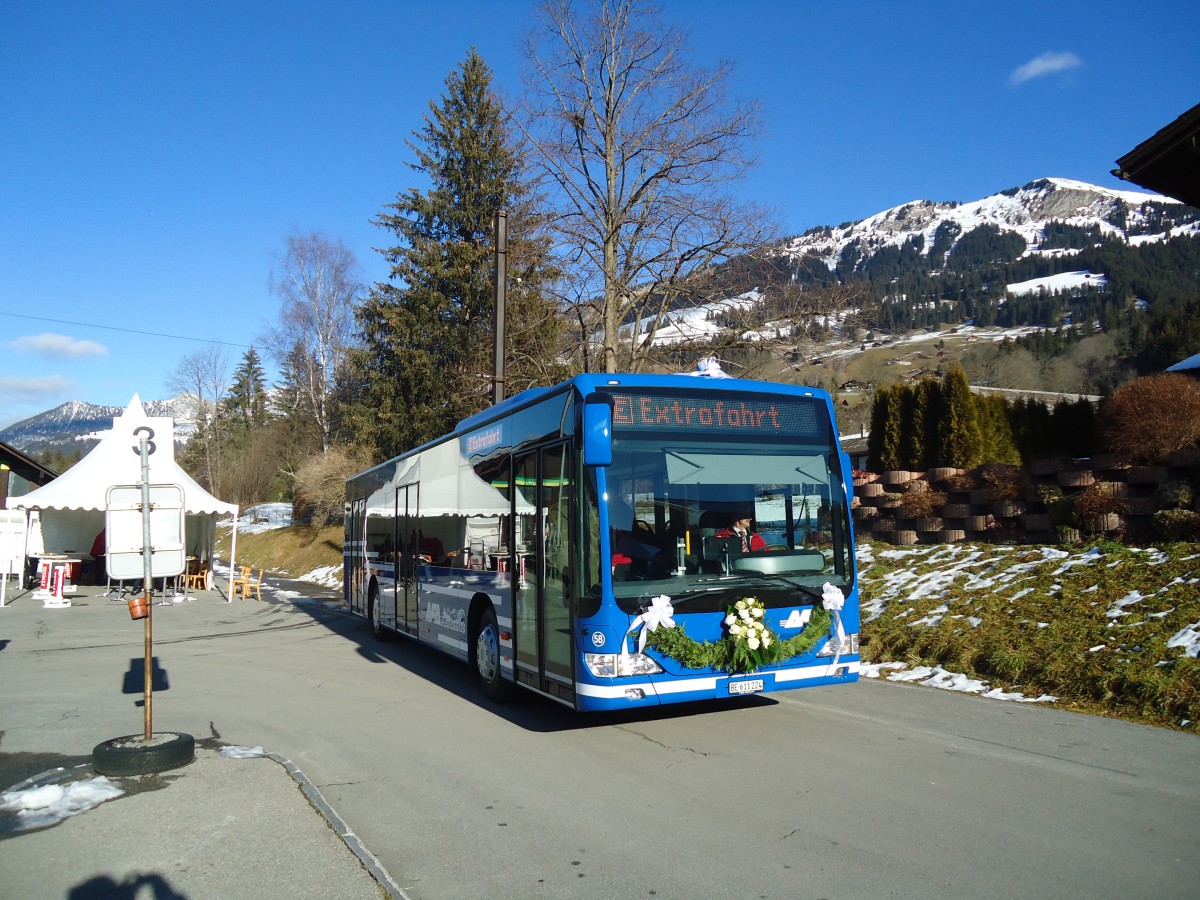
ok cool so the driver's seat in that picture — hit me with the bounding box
[701,534,741,574]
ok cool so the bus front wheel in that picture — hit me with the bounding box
[369,583,391,641]
[475,607,510,702]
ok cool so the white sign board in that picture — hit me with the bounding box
[105,484,186,580]
[0,509,26,577]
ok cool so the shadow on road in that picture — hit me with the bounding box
[279,589,780,734]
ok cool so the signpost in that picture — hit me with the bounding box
[92,436,195,775]
[104,438,184,739]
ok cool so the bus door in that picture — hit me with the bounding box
[513,443,574,702]
[348,497,366,612]
[396,483,419,634]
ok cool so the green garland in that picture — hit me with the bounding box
[641,604,833,675]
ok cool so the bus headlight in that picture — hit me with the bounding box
[817,633,859,657]
[584,652,664,678]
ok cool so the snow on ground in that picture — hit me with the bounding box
[1167,623,1200,657]
[1006,270,1107,297]
[231,502,293,535]
[217,502,344,590]
[859,542,1200,704]
[861,661,1057,703]
[0,767,124,831]
[615,289,764,346]
[1,747,272,833]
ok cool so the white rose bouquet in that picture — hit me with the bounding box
[723,597,775,672]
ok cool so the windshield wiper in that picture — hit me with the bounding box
[724,573,826,602]
[648,587,726,608]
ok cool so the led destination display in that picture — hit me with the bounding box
[609,392,821,437]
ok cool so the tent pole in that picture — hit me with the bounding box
[227,510,239,601]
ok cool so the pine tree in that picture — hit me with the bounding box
[346,49,564,459]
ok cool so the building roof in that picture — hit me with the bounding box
[1166,351,1200,373]
[1112,102,1200,208]
[0,439,58,487]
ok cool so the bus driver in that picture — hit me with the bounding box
[715,510,767,553]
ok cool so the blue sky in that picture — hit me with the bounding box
[2,0,1196,430]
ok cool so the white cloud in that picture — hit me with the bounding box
[1008,51,1083,86]
[9,332,108,359]
[0,374,75,402]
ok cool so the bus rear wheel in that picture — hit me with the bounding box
[475,607,509,702]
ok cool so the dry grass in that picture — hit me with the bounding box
[858,539,1200,732]
[216,524,343,579]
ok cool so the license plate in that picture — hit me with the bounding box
[729,678,764,695]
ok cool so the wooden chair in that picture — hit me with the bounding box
[237,568,264,602]
[186,560,210,591]
[230,566,253,601]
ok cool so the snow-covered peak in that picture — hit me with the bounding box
[780,177,1189,271]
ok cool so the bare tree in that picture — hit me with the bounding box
[520,0,778,372]
[293,445,373,526]
[167,343,231,494]
[265,231,362,453]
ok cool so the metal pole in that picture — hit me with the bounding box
[139,438,154,739]
[492,208,508,407]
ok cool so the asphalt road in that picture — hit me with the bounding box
[5,589,1198,899]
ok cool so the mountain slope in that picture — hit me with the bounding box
[0,397,195,456]
[778,177,1198,270]
[8,178,1200,451]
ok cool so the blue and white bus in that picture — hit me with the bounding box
[344,366,860,711]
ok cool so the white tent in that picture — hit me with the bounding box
[8,395,241,597]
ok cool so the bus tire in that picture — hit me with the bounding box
[474,606,510,703]
[369,582,391,642]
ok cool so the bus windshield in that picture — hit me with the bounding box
[597,389,853,615]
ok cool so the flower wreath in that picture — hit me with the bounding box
[631,594,835,675]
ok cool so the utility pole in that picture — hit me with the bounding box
[492,209,508,406]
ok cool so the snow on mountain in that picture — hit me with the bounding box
[778,177,1187,270]
[604,177,1192,356]
[621,289,764,345]
[1006,270,1108,297]
[0,396,196,454]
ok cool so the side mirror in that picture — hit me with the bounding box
[582,395,613,467]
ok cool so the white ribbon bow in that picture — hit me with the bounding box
[620,594,676,673]
[821,582,847,675]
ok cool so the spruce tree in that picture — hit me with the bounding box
[346,49,564,459]
[224,348,269,429]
